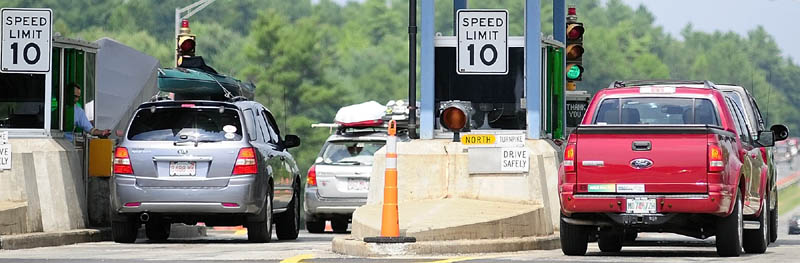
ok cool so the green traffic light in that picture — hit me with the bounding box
[567,65,583,80]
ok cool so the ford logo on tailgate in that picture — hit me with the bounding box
[630,158,653,169]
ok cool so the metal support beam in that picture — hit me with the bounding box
[525,0,542,139]
[554,0,566,138]
[408,0,418,139]
[453,0,467,34]
[420,0,436,139]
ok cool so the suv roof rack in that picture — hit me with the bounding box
[609,80,717,90]
[227,96,249,102]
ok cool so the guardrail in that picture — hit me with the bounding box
[777,171,800,190]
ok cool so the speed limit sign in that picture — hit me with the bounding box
[457,9,508,75]
[1,8,52,73]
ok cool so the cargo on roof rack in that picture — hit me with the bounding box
[157,57,255,102]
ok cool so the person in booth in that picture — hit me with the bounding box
[65,83,110,142]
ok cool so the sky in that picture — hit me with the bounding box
[621,0,800,62]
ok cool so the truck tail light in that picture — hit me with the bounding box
[708,144,724,172]
[564,143,576,172]
[114,147,133,174]
[307,165,317,186]
[232,147,258,175]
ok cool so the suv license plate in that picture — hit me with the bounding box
[347,178,369,191]
[626,198,656,214]
[169,161,196,176]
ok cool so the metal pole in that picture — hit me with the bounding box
[420,0,435,139]
[525,0,542,139]
[453,0,467,35]
[408,0,418,139]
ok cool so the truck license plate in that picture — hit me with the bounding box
[347,178,369,191]
[626,198,656,214]
[169,161,196,176]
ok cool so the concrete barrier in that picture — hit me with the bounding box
[335,139,561,255]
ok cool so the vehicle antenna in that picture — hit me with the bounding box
[766,71,772,124]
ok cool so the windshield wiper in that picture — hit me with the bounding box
[335,160,363,165]
[173,139,219,147]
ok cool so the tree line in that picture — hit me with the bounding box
[5,0,799,172]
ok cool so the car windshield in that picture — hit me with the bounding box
[321,140,385,165]
[127,107,244,142]
[594,97,720,126]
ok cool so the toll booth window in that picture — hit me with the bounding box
[0,73,46,129]
[127,107,243,141]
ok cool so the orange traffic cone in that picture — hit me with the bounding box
[324,221,333,232]
[363,120,415,243]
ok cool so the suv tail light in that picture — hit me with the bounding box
[307,165,317,186]
[232,147,258,175]
[564,143,576,172]
[708,144,724,172]
[114,147,133,174]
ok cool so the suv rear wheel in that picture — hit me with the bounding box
[112,220,139,243]
[276,189,300,240]
[716,190,743,257]
[145,221,171,241]
[247,191,273,243]
[560,214,588,256]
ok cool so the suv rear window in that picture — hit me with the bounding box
[127,107,244,141]
[321,141,386,165]
[594,97,719,126]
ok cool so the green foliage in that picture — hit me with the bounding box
[10,0,800,172]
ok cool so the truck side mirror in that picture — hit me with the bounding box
[770,124,789,141]
[756,131,775,147]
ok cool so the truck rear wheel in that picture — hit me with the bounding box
[743,196,769,253]
[716,191,743,257]
[560,214,588,256]
[598,228,623,253]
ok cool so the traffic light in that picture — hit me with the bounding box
[565,6,584,82]
[176,19,196,66]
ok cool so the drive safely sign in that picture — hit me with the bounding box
[457,9,508,75]
[501,147,528,172]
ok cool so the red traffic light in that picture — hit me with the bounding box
[179,39,195,53]
[181,19,190,28]
[566,23,584,40]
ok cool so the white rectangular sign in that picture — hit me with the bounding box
[500,147,528,172]
[1,8,52,73]
[0,144,10,170]
[457,9,508,75]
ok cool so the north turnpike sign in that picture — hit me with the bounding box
[1,8,52,73]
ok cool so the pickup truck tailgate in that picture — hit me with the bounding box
[576,132,708,193]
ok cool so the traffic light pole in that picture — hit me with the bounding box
[408,0,418,139]
[174,0,215,66]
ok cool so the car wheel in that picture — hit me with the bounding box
[331,219,349,233]
[305,220,325,233]
[598,228,623,253]
[716,190,743,257]
[770,192,778,243]
[145,221,171,241]
[276,189,300,240]
[112,220,139,243]
[744,196,769,253]
[247,191,273,243]
[560,214,588,256]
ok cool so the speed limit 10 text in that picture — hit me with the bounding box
[5,15,47,39]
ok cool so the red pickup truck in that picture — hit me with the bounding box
[559,81,788,257]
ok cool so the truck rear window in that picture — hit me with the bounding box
[593,98,719,126]
[127,107,244,141]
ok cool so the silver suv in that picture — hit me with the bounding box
[111,100,302,243]
[304,130,388,233]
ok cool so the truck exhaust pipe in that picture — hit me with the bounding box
[139,212,150,222]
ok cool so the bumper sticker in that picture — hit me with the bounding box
[587,184,615,192]
[617,184,645,193]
